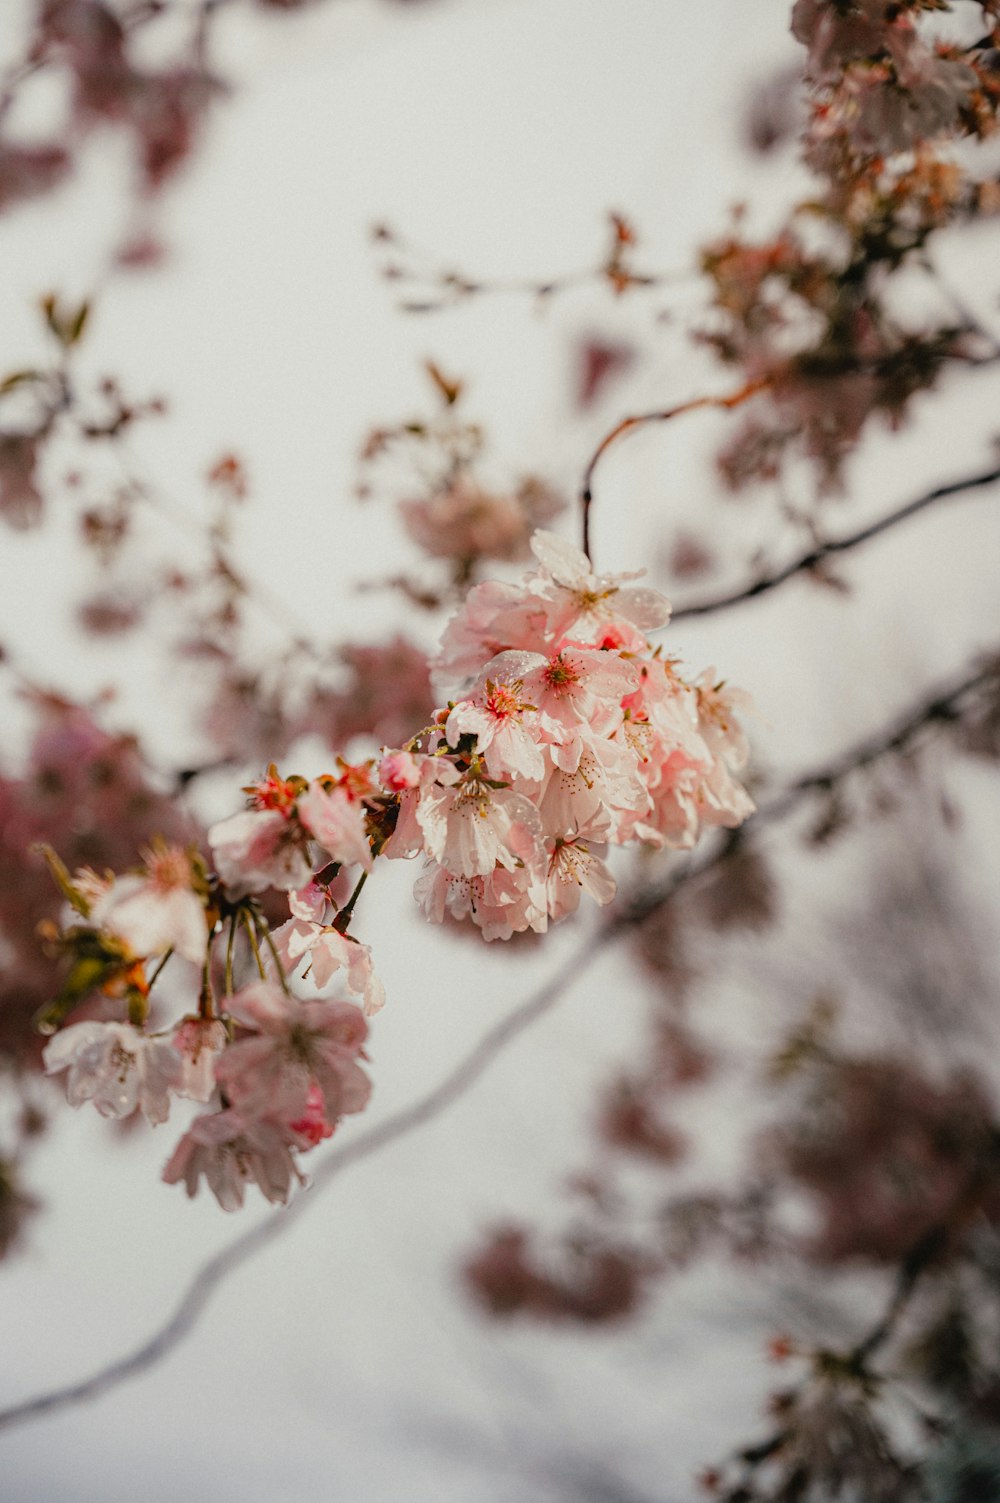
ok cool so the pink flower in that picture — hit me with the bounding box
[416,772,545,879]
[378,750,421,791]
[527,530,672,643]
[433,577,551,692]
[172,1016,228,1102]
[273,889,386,1016]
[215,981,371,1127]
[414,859,547,941]
[162,1109,300,1211]
[208,807,312,896]
[297,780,372,872]
[444,652,553,782]
[518,644,639,739]
[537,731,648,843]
[399,477,532,562]
[546,839,617,922]
[44,1021,182,1125]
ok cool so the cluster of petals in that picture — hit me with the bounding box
[165,982,368,1209]
[44,1020,188,1126]
[40,526,751,1210]
[272,884,385,1016]
[376,530,754,940]
[44,980,370,1210]
[208,765,373,898]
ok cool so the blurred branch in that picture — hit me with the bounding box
[672,464,1000,622]
[709,1142,1000,1498]
[372,213,691,315]
[0,649,997,1433]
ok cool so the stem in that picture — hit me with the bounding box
[198,949,215,1021]
[146,948,174,991]
[258,919,290,996]
[332,871,369,934]
[580,378,768,562]
[224,915,237,996]
[242,909,266,981]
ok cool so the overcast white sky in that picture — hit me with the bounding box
[2,3,1000,1500]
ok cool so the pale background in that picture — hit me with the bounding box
[1,2,999,1499]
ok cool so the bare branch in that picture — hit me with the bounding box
[672,464,1000,622]
[580,381,768,561]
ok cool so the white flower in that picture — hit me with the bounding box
[215,981,371,1126]
[44,1021,182,1125]
[90,845,207,964]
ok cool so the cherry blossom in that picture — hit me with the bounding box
[297,778,373,872]
[208,807,312,896]
[36,525,753,1202]
[162,1109,301,1212]
[89,844,208,964]
[444,653,552,782]
[172,1017,228,1103]
[43,1020,182,1125]
[273,888,386,1016]
[527,530,672,643]
[414,770,545,880]
[215,981,371,1127]
[546,839,617,923]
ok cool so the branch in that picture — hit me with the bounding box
[671,464,1000,621]
[0,650,996,1434]
[580,380,768,561]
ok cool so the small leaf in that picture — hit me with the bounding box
[32,844,92,917]
[0,369,45,394]
[425,360,463,405]
[65,300,90,346]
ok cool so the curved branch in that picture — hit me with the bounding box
[672,464,1000,622]
[0,650,996,1434]
[580,380,768,561]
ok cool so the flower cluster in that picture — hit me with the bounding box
[385,530,753,938]
[38,529,752,1209]
[699,0,1000,496]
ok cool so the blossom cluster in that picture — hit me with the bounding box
[700,0,1000,496]
[38,530,752,1210]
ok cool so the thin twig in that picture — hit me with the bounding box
[224,915,237,996]
[0,652,995,1434]
[580,380,768,561]
[257,916,289,996]
[671,464,1000,622]
[332,870,369,934]
[241,909,266,982]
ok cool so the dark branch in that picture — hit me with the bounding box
[580,381,767,562]
[672,464,1000,622]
